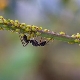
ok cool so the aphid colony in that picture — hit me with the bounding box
[19,34,51,47]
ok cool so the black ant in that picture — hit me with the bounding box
[19,34,51,47]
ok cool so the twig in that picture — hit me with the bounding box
[0,16,80,45]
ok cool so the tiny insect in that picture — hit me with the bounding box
[19,34,51,47]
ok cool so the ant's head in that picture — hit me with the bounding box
[40,41,46,46]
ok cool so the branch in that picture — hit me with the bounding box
[0,16,80,45]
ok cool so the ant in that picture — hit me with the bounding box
[19,34,51,47]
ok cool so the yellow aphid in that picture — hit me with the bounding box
[74,39,80,43]
[20,25,25,29]
[39,27,42,30]
[26,25,31,28]
[25,27,31,32]
[20,24,23,28]
[27,35,31,40]
[47,38,51,40]
[20,34,24,36]
[11,25,15,28]
[20,23,26,29]
[71,34,76,38]
[59,31,65,35]
[32,25,37,31]
[0,16,3,19]
[21,23,26,25]
[15,29,20,33]
[15,20,19,23]
[75,33,80,38]
[44,29,49,32]
[36,32,41,36]
[30,32,35,37]
[47,38,53,41]
[0,19,3,23]
[10,20,14,24]
[3,19,7,23]
[14,23,18,26]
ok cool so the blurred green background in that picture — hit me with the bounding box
[0,0,80,80]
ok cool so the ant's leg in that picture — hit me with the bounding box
[46,38,52,44]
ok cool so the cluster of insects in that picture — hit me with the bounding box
[19,34,51,47]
